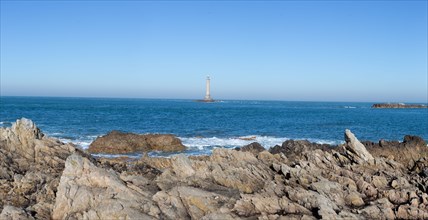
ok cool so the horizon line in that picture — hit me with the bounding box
[1,95,427,104]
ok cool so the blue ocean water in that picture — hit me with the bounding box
[1,96,427,156]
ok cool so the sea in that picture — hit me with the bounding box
[1,96,427,157]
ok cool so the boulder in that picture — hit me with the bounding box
[343,129,374,164]
[88,130,186,154]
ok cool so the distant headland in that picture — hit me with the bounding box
[372,103,428,109]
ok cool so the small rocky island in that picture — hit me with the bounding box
[88,130,186,154]
[1,118,428,219]
[372,103,428,108]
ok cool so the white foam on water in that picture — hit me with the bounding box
[57,136,97,149]
[180,135,288,150]
[180,136,343,150]
[50,132,64,136]
[306,138,344,146]
[58,138,74,144]
[0,121,11,126]
[74,140,92,149]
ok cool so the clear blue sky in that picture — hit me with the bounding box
[1,1,427,102]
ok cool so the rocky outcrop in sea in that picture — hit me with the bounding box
[88,130,186,154]
[1,118,428,219]
[372,103,428,108]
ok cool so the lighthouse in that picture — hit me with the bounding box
[196,75,215,102]
[204,76,213,101]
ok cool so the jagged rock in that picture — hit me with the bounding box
[153,186,235,219]
[343,129,374,164]
[372,175,388,188]
[52,152,160,219]
[140,154,173,170]
[361,198,395,220]
[233,193,312,216]
[410,157,428,176]
[0,205,35,220]
[0,118,76,218]
[198,149,267,194]
[390,177,410,189]
[0,118,42,161]
[363,136,428,167]
[171,154,195,178]
[88,130,186,154]
[157,148,268,194]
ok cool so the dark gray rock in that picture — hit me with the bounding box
[372,103,428,108]
[363,135,428,166]
[269,139,332,160]
[236,142,265,154]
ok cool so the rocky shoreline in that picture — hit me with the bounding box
[1,118,428,219]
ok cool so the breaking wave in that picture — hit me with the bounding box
[180,136,286,150]
[50,133,343,157]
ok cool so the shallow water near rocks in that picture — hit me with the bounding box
[1,96,427,156]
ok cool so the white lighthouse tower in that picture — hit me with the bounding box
[204,75,213,102]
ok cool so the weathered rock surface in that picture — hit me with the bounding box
[52,152,160,219]
[362,135,428,167]
[0,118,77,219]
[88,130,186,154]
[148,130,428,219]
[0,205,35,220]
[1,120,428,219]
[343,129,375,164]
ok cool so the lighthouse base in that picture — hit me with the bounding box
[195,99,216,103]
